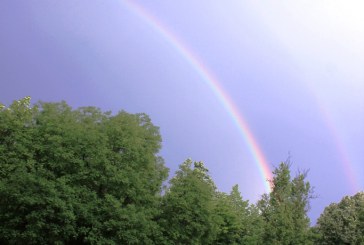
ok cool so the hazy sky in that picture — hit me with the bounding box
[1,0,363,222]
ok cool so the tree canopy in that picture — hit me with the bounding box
[0,97,362,244]
[0,97,168,244]
[315,192,364,244]
[158,159,217,244]
[258,161,314,244]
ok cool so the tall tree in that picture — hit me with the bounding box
[158,159,218,244]
[213,185,264,245]
[315,192,364,244]
[258,161,314,245]
[0,98,168,244]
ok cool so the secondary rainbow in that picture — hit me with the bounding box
[312,93,360,193]
[121,0,272,192]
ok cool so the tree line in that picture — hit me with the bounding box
[0,97,363,244]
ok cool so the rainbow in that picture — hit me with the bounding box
[121,0,272,192]
[246,1,362,193]
[312,94,360,193]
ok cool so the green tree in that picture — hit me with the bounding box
[213,185,264,245]
[258,161,314,245]
[315,192,364,244]
[0,98,168,244]
[213,187,248,245]
[158,159,218,244]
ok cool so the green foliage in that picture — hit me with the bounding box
[2,97,363,244]
[315,192,364,244]
[0,97,168,244]
[213,185,264,245]
[258,161,314,245]
[159,161,266,245]
[213,188,247,245]
[159,159,218,244]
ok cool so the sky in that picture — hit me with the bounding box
[0,0,363,222]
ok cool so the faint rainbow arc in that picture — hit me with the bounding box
[297,73,360,192]
[312,94,360,193]
[246,1,362,193]
[122,0,272,192]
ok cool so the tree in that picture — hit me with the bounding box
[0,98,168,244]
[213,186,248,245]
[258,161,314,245]
[158,159,218,244]
[315,192,364,244]
[213,185,264,245]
